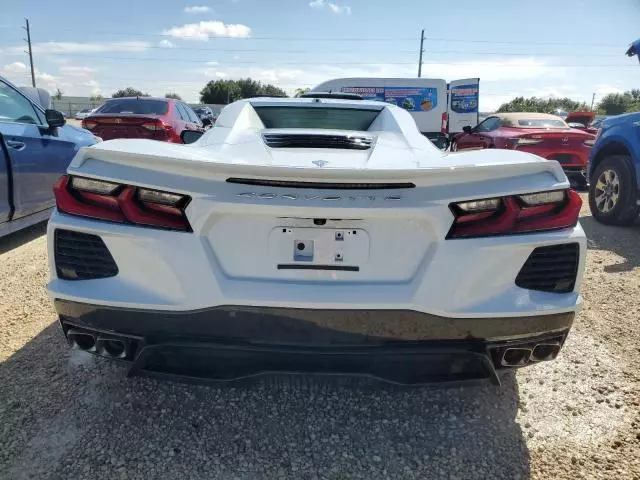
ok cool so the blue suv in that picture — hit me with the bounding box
[587,113,640,225]
[587,41,640,225]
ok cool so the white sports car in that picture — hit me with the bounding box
[47,96,586,385]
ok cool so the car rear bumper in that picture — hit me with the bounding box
[55,299,574,385]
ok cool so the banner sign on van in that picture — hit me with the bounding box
[383,87,437,112]
[450,84,479,114]
[341,86,438,112]
[341,87,385,101]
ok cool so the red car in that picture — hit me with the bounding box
[451,113,595,188]
[81,97,203,143]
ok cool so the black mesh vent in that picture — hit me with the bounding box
[54,229,118,280]
[516,243,579,293]
[262,133,374,150]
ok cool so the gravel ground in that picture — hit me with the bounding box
[1,194,639,479]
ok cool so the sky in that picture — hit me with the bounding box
[1,0,639,111]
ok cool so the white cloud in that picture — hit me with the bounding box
[206,60,219,65]
[82,79,100,88]
[38,73,56,82]
[1,62,59,91]
[424,58,557,83]
[309,0,351,14]
[59,65,97,75]
[1,62,107,98]
[184,5,211,13]
[158,39,176,48]
[1,41,150,55]
[3,62,28,73]
[524,86,577,98]
[596,84,623,95]
[163,21,251,40]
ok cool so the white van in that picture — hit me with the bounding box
[311,77,479,147]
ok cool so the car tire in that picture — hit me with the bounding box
[588,155,639,225]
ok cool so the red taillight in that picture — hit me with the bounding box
[53,175,192,231]
[82,120,97,130]
[141,121,166,131]
[441,112,448,135]
[447,189,582,239]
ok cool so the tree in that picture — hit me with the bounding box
[53,88,64,100]
[597,93,631,115]
[235,78,263,98]
[165,92,182,100]
[496,96,588,114]
[89,94,104,102]
[199,78,288,104]
[112,87,150,98]
[199,80,240,104]
[259,84,287,97]
[295,87,310,97]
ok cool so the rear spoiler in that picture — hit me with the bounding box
[70,141,569,188]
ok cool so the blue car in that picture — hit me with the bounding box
[0,76,98,238]
[587,40,640,225]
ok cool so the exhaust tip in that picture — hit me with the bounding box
[68,331,96,352]
[97,337,129,359]
[531,343,561,362]
[102,339,125,358]
[501,347,532,367]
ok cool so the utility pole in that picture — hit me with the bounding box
[590,92,596,111]
[23,18,36,87]
[417,29,425,78]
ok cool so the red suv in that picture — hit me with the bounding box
[81,97,203,143]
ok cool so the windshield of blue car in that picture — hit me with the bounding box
[95,99,169,115]
[254,106,381,130]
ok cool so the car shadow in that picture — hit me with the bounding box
[0,221,47,255]
[580,214,640,273]
[0,322,531,479]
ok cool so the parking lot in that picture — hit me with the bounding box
[0,194,638,479]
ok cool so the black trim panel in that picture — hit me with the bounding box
[54,300,574,345]
[277,264,359,272]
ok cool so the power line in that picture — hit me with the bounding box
[22,43,625,57]
[25,44,625,57]
[22,52,637,67]
[33,28,627,47]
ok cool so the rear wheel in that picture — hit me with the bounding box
[588,155,639,225]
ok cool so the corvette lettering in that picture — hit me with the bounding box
[236,192,402,201]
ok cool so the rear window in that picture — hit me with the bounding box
[517,119,567,128]
[96,99,168,115]
[254,106,380,131]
